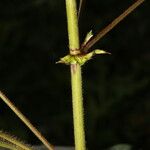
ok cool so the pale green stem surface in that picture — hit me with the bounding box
[71,64,86,150]
[65,0,80,55]
[65,0,86,150]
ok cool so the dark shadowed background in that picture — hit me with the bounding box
[0,0,149,149]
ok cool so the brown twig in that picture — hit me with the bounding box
[78,0,86,21]
[81,0,144,52]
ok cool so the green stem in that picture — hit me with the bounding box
[65,0,86,150]
[65,0,80,55]
[71,64,86,150]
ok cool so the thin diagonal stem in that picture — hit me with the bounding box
[81,0,144,52]
[0,91,54,150]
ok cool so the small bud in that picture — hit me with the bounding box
[83,30,93,46]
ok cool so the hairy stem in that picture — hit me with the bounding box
[0,131,32,150]
[71,64,85,150]
[0,142,18,150]
[0,91,54,150]
[65,0,86,150]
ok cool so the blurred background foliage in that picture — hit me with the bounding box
[0,0,149,149]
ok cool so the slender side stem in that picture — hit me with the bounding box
[78,0,86,21]
[0,91,54,150]
[81,0,144,52]
[65,0,86,150]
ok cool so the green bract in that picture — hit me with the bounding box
[57,49,110,65]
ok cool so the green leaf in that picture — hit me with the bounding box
[56,50,110,65]
[79,49,111,65]
[56,55,73,64]
[94,49,111,55]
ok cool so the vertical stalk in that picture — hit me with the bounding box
[65,0,86,150]
[71,64,86,150]
[65,0,80,55]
